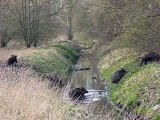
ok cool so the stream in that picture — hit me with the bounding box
[62,52,144,120]
[63,53,124,119]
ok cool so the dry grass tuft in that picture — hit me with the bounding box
[0,66,119,120]
[0,47,121,120]
[0,67,52,120]
[0,66,73,120]
[0,48,38,63]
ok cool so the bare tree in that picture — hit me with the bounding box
[7,0,67,48]
[0,0,16,47]
[67,0,74,40]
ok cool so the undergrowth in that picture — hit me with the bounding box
[0,66,117,120]
[0,46,118,120]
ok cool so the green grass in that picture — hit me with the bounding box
[23,44,79,79]
[52,44,79,64]
[102,56,140,95]
[153,114,160,120]
[101,53,160,119]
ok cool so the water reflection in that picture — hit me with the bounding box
[69,56,112,113]
[62,55,124,120]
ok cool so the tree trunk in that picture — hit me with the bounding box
[0,31,11,48]
[1,41,7,48]
[33,42,38,47]
[68,0,74,40]
[68,17,73,40]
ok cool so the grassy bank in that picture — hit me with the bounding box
[22,44,79,79]
[0,44,120,120]
[99,48,160,120]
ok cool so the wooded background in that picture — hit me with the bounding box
[0,0,160,53]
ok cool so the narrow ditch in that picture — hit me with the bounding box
[62,51,142,120]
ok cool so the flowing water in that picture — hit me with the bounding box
[63,54,141,120]
[63,54,119,117]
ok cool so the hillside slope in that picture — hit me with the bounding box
[99,48,160,120]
